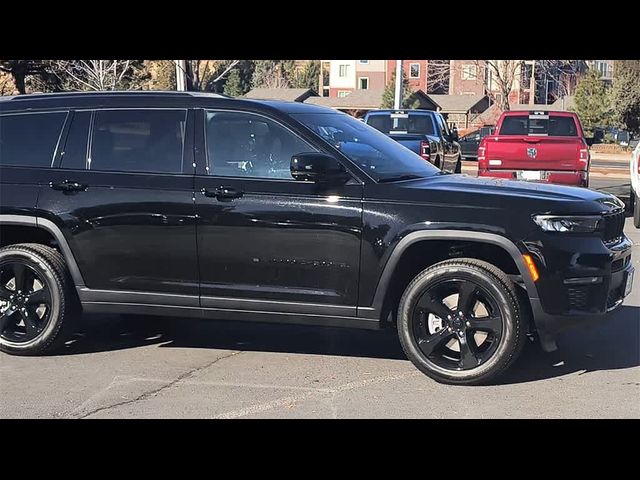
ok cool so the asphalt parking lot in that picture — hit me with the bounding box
[0,213,637,419]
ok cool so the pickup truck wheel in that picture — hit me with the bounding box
[454,156,462,173]
[397,258,526,385]
[0,244,79,355]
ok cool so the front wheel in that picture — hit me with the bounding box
[397,258,527,385]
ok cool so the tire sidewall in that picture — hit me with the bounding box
[398,263,517,382]
[0,250,62,351]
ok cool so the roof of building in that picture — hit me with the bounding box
[509,96,574,112]
[244,88,316,102]
[305,89,387,109]
[427,94,488,112]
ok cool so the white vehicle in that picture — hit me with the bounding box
[631,141,640,228]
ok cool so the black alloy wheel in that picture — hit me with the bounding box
[0,261,52,342]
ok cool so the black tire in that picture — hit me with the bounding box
[633,190,640,228]
[397,258,527,385]
[454,156,462,173]
[434,156,441,169]
[0,243,79,355]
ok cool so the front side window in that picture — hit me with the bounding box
[292,112,440,181]
[90,109,186,173]
[0,112,67,167]
[409,63,420,78]
[205,111,317,180]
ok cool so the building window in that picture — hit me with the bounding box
[337,91,351,98]
[461,64,477,80]
[339,64,349,77]
[359,77,369,89]
[409,63,420,78]
[359,60,369,64]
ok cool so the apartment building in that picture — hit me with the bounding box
[322,60,428,98]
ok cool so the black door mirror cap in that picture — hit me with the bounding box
[290,152,351,184]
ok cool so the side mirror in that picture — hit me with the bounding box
[291,152,350,184]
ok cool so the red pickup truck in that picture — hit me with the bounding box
[477,110,591,187]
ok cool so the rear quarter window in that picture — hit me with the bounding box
[0,112,67,167]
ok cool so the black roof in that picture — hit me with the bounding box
[0,91,336,115]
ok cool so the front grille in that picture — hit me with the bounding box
[602,210,625,244]
[567,286,589,309]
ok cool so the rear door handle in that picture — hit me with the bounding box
[50,180,88,193]
[203,186,244,201]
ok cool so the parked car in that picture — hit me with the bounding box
[458,126,495,160]
[363,109,462,173]
[478,110,592,187]
[631,141,640,228]
[0,92,633,385]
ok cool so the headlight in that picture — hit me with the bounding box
[532,215,601,233]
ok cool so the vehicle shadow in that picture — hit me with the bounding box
[57,305,640,385]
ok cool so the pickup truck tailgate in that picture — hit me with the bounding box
[485,136,583,170]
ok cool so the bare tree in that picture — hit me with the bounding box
[0,60,49,94]
[534,60,586,103]
[179,60,240,91]
[427,60,451,94]
[52,60,138,91]
[477,60,523,110]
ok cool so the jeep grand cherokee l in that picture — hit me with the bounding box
[0,92,633,385]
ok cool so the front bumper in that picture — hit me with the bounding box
[524,233,633,351]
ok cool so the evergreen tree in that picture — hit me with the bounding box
[573,68,611,135]
[610,68,640,134]
[381,72,418,109]
[289,60,321,91]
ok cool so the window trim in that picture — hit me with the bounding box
[359,77,369,90]
[409,63,421,78]
[0,110,70,169]
[337,90,351,98]
[86,108,189,175]
[338,64,349,77]
[461,64,477,80]
[202,108,319,182]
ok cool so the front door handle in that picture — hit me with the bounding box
[50,180,88,193]
[203,186,244,201]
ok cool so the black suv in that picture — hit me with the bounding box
[0,92,634,385]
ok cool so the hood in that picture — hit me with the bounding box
[381,173,625,215]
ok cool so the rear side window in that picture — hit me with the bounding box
[500,115,578,136]
[0,112,67,167]
[90,109,187,173]
[366,114,435,135]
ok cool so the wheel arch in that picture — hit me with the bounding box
[365,230,539,320]
[0,215,85,288]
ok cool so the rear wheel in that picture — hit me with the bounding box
[0,244,79,355]
[397,258,527,385]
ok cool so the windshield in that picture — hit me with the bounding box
[291,112,440,181]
